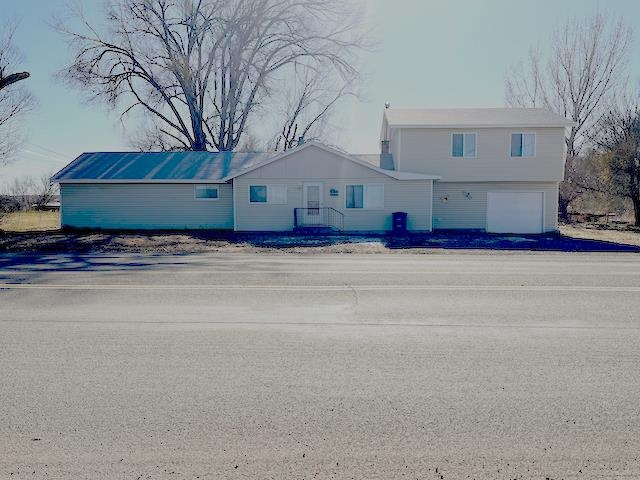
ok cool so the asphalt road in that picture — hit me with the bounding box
[1,251,640,479]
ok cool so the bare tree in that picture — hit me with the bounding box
[58,0,365,152]
[273,66,355,151]
[587,95,640,225]
[505,12,632,220]
[236,131,263,152]
[32,173,58,209]
[7,175,34,210]
[0,21,35,164]
[0,194,21,218]
[4,172,59,211]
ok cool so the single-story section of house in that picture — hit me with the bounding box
[52,142,440,233]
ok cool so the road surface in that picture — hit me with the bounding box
[1,252,640,479]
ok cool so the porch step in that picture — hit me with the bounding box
[293,226,338,235]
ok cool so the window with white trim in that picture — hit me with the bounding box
[346,184,384,209]
[452,133,476,157]
[194,185,219,200]
[249,184,287,204]
[511,133,535,157]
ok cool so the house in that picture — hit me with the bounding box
[52,107,572,234]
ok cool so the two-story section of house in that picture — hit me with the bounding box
[380,108,573,233]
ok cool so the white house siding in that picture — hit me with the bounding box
[60,183,234,229]
[432,182,559,232]
[392,127,566,182]
[233,145,433,232]
[389,128,401,169]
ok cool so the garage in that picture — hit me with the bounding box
[486,191,544,234]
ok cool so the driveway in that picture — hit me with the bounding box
[1,252,640,479]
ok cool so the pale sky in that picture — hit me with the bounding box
[2,0,639,188]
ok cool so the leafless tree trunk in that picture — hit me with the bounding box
[0,21,35,164]
[505,12,632,221]
[58,0,365,152]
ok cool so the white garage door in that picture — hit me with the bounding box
[486,192,544,234]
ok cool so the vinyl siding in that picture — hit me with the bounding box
[432,182,559,232]
[389,128,401,169]
[234,145,432,232]
[393,127,566,182]
[60,183,233,229]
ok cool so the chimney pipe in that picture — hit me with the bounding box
[381,140,390,154]
[297,136,305,146]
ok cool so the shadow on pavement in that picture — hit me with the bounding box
[0,252,194,278]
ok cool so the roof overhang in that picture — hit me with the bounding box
[54,179,231,184]
[386,123,576,129]
[382,108,577,130]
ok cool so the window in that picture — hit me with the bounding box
[346,184,384,209]
[249,184,287,204]
[346,185,363,208]
[511,133,535,157]
[249,185,267,203]
[194,185,219,200]
[452,133,476,157]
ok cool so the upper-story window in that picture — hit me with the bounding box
[511,133,536,157]
[451,133,476,157]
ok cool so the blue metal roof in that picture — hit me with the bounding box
[52,151,278,183]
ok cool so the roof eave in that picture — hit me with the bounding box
[386,122,575,129]
[388,173,442,180]
[54,179,231,184]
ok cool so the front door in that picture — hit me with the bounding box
[303,183,323,225]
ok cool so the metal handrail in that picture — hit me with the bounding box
[294,207,344,231]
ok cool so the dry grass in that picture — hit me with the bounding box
[0,210,60,232]
[1,212,639,252]
[560,222,640,247]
